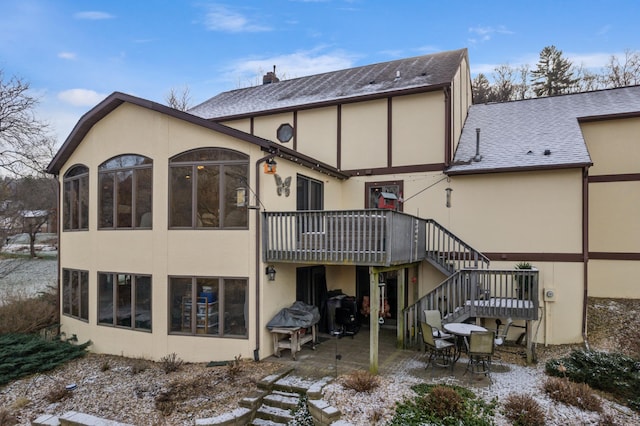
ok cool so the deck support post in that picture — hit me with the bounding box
[396,269,405,349]
[369,268,380,375]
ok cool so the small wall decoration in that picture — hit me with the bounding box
[274,174,291,197]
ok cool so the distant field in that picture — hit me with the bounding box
[0,257,57,301]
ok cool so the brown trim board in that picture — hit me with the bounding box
[588,173,640,183]
[344,163,445,177]
[484,253,584,263]
[589,252,640,261]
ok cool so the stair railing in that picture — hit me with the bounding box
[404,268,539,348]
[425,219,490,275]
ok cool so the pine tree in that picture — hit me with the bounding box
[472,73,493,104]
[531,45,578,97]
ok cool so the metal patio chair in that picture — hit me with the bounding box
[424,309,453,340]
[464,330,495,383]
[420,322,455,374]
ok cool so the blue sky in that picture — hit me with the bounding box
[1,0,639,146]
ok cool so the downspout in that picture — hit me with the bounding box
[581,166,590,350]
[444,85,452,167]
[54,174,61,322]
[253,151,277,361]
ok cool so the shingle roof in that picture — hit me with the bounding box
[46,92,349,179]
[189,49,468,119]
[448,86,640,175]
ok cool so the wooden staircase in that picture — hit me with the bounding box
[404,220,539,351]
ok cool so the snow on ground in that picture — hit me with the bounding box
[0,234,58,302]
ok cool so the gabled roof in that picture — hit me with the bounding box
[46,92,348,179]
[189,48,468,120]
[448,86,640,175]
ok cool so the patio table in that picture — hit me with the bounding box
[443,323,488,362]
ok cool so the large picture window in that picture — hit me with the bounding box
[99,155,152,229]
[98,272,152,331]
[169,148,248,229]
[62,268,89,321]
[169,276,247,338]
[63,165,89,231]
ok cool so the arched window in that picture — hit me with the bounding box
[98,155,153,229]
[169,148,249,229]
[63,165,89,230]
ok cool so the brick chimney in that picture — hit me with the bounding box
[263,65,280,84]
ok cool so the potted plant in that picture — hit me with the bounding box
[514,262,533,299]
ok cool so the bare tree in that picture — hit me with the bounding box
[514,65,532,100]
[0,71,55,175]
[491,64,518,102]
[572,64,604,92]
[2,176,56,258]
[603,49,640,88]
[165,85,192,111]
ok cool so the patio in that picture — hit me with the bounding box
[265,325,509,386]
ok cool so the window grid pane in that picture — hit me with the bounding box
[170,166,193,227]
[98,273,114,325]
[135,276,152,330]
[169,149,248,229]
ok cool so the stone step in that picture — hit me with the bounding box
[255,404,294,424]
[239,389,267,410]
[250,418,288,426]
[272,375,317,394]
[257,366,295,391]
[263,390,301,410]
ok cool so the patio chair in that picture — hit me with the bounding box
[420,322,455,374]
[464,330,495,383]
[494,317,513,347]
[423,309,453,340]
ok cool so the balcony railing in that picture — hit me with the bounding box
[263,210,426,266]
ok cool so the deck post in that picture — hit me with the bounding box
[369,268,380,375]
[526,320,534,364]
[396,268,405,349]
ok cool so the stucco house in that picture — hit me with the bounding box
[46,48,640,366]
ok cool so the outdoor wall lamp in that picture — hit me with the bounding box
[265,265,277,281]
[445,186,453,208]
[263,157,277,174]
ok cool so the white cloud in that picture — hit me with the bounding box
[567,52,616,69]
[58,52,76,60]
[74,11,114,20]
[468,25,513,44]
[225,48,357,87]
[57,89,107,107]
[204,4,270,33]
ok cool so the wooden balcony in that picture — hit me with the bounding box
[262,210,427,266]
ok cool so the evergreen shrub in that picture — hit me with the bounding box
[389,383,497,425]
[0,334,90,386]
[545,349,640,411]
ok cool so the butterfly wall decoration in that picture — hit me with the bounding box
[274,174,291,197]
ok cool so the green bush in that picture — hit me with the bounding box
[389,383,497,425]
[0,334,90,386]
[545,349,640,411]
